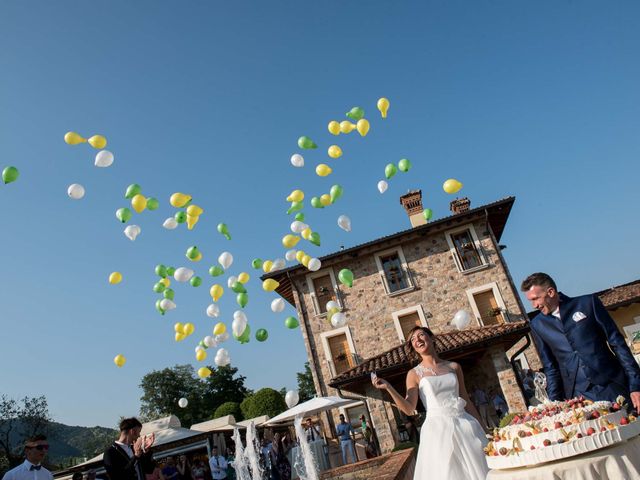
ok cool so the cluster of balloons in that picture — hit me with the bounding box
[2,166,19,184]
[377,158,412,194]
[153,264,179,315]
[163,192,204,231]
[326,300,347,328]
[327,106,370,138]
[114,184,159,224]
[63,132,113,201]
[64,131,108,150]
[175,322,196,342]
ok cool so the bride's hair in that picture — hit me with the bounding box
[407,325,435,344]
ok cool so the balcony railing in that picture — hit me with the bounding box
[379,266,415,295]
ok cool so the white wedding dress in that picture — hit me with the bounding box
[412,365,489,480]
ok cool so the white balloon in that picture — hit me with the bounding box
[67,183,85,200]
[331,312,347,328]
[271,298,286,313]
[163,217,178,230]
[124,225,141,241]
[195,345,205,353]
[174,267,194,282]
[308,258,321,271]
[94,150,114,168]
[233,310,248,324]
[178,398,188,408]
[290,221,307,233]
[216,332,230,343]
[204,336,217,348]
[326,301,340,311]
[285,390,300,408]
[215,348,231,366]
[452,310,471,330]
[160,299,176,311]
[337,215,352,232]
[206,304,220,318]
[290,154,304,168]
[285,250,297,262]
[218,252,234,269]
[270,258,286,272]
[377,180,388,194]
[232,317,247,337]
[227,276,238,288]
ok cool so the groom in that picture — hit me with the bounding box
[522,272,640,412]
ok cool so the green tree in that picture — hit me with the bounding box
[214,402,242,420]
[240,388,287,419]
[297,362,316,402]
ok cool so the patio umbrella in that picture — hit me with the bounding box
[267,396,356,424]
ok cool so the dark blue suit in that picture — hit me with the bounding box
[530,292,640,402]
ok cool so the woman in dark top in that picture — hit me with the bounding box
[268,433,292,480]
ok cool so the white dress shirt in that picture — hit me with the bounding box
[114,440,134,458]
[551,306,560,320]
[1,460,54,480]
[208,455,228,480]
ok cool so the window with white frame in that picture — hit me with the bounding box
[466,283,508,327]
[445,225,487,272]
[374,247,414,295]
[307,269,340,316]
[392,305,428,341]
[320,327,357,377]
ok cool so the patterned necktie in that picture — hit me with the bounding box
[30,465,42,471]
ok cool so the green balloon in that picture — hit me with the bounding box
[186,246,200,260]
[255,328,269,342]
[287,201,303,215]
[163,288,175,300]
[190,276,202,287]
[346,107,365,121]
[237,292,249,308]
[166,266,176,276]
[285,316,299,329]
[330,184,343,203]
[2,166,19,184]
[217,223,231,240]
[294,213,305,222]
[297,136,317,149]
[252,259,263,270]
[231,281,246,294]
[175,211,187,224]
[199,340,207,349]
[125,184,142,199]
[116,207,132,223]
[398,158,412,172]
[234,324,251,344]
[310,197,324,209]
[153,282,166,293]
[155,299,165,315]
[309,232,321,247]
[146,197,159,210]
[385,163,398,180]
[423,208,433,221]
[155,264,167,278]
[338,268,354,288]
[209,265,225,277]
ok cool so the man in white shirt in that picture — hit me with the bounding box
[208,446,228,480]
[304,418,321,443]
[2,435,53,480]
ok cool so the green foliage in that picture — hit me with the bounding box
[240,388,287,419]
[391,441,418,452]
[214,402,243,421]
[499,412,517,428]
[296,362,316,402]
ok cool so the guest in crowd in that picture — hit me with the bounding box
[84,470,97,480]
[209,446,228,480]
[2,434,53,480]
[146,461,165,480]
[268,433,291,480]
[491,389,508,419]
[259,437,272,479]
[161,457,180,480]
[471,386,495,429]
[304,418,321,442]
[359,415,377,459]
[224,448,235,480]
[190,459,207,480]
[103,417,155,480]
[72,474,82,480]
[177,455,191,480]
[336,414,356,465]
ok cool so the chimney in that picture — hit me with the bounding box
[450,197,471,215]
[400,190,427,227]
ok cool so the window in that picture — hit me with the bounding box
[320,327,357,378]
[392,305,429,341]
[445,225,488,273]
[374,247,414,295]
[466,283,508,327]
[307,270,340,316]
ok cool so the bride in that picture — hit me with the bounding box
[372,326,489,480]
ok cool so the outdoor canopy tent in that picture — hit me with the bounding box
[266,396,357,425]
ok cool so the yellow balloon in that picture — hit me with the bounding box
[186,214,199,230]
[174,322,184,333]
[320,194,331,206]
[186,204,203,216]
[196,349,207,362]
[213,322,227,336]
[263,279,280,292]
[175,332,186,342]
[131,194,147,213]
[301,255,311,267]
[197,367,212,378]
[316,164,332,177]
[113,354,126,367]
[340,121,356,134]
[356,119,370,137]
[262,260,273,273]
[210,284,224,302]
[443,178,463,194]
[282,234,301,249]
[301,228,312,240]
[170,192,192,208]
[182,322,195,336]
[160,277,171,288]
[64,131,86,145]
[328,121,340,135]
[286,190,305,203]
[88,135,107,149]
[238,272,250,284]
[190,252,203,262]
[295,251,306,262]
[109,272,122,284]
[328,145,342,159]
[377,97,390,118]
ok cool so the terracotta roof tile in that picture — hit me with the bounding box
[596,279,640,310]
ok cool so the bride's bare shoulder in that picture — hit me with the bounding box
[447,361,461,372]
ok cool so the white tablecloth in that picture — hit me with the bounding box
[287,440,329,480]
[487,435,640,480]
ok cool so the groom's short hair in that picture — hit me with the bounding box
[119,417,142,432]
[521,272,557,292]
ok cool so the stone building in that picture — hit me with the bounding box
[263,192,541,453]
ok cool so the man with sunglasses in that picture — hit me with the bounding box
[2,435,53,480]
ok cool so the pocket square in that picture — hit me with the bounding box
[572,312,587,322]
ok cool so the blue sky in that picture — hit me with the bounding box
[1,1,639,428]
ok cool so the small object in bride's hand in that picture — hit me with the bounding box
[371,372,378,384]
